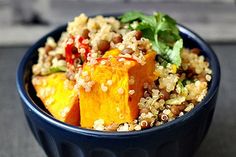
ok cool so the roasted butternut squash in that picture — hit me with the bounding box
[32,73,80,125]
[79,51,156,128]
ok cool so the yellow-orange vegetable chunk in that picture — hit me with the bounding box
[32,73,80,125]
[79,51,156,128]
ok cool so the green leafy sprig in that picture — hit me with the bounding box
[120,11,183,67]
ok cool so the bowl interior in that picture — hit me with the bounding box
[17,23,220,136]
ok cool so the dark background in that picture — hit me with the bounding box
[0,0,236,157]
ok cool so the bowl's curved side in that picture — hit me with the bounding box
[21,92,218,157]
[16,23,220,157]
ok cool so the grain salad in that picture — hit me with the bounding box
[32,11,212,132]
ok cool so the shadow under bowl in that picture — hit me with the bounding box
[16,22,220,157]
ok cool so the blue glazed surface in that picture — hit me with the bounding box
[16,21,220,157]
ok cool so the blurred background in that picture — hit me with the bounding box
[0,0,236,45]
[0,0,236,157]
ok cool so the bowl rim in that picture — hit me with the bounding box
[16,17,221,138]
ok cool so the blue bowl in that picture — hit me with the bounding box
[16,21,220,157]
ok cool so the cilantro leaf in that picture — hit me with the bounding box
[165,39,183,67]
[120,11,144,23]
[40,66,66,76]
[49,66,66,73]
[120,11,183,67]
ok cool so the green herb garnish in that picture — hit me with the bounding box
[49,66,66,73]
[120,11,183,67]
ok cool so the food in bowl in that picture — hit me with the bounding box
[31,11,212,132]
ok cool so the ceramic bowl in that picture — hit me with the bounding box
[16,19,220,157]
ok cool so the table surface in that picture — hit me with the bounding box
[0,44,235,157]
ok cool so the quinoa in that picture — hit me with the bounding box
[32,13,212,132]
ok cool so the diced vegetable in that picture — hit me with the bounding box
[49,66,66,73]
[102,49,120,58]
[32,73,80,125]
[65,35,91,65]
[165,96,186,105]
[78,51,157,128]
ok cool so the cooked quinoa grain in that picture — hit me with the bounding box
[32,13,212,132]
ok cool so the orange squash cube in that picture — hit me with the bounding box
[32,73,80,126]
[79,51,156,128]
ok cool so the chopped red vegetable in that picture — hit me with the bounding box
[65,35,91,65]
